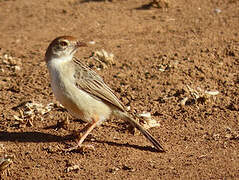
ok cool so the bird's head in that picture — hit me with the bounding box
[45,36,87,63]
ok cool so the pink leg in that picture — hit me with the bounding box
[65,118,98,152]
[77,121,97,146]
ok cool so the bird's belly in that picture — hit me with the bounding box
[51,77,112,123]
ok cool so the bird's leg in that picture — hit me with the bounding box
[76,121,97,147]
[72,122,92,137]
[65,116,99,152]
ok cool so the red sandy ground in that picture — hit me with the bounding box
[0,0,238,179]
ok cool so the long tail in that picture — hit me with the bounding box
[123,114,165,152]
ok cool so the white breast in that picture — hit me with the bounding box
[47,58,112,123]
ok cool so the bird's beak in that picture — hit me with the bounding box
[76,41,87,48]
[71,41,87,55]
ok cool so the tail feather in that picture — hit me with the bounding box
[125,115,165,152]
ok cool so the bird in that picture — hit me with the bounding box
[45,36,165,152]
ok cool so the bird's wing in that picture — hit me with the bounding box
[73,57,126,112]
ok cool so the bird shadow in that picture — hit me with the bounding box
[0,131,163,152]
[80,0,155,10]
[0,131,66,143]
[135,4,152,10]
[78,0,110,4]
[91,139,163,153]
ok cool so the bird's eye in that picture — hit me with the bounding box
[59,41,68,47]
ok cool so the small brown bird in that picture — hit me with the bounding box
[45,36,164,152]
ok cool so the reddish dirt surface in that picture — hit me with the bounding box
[0,0,239,179]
